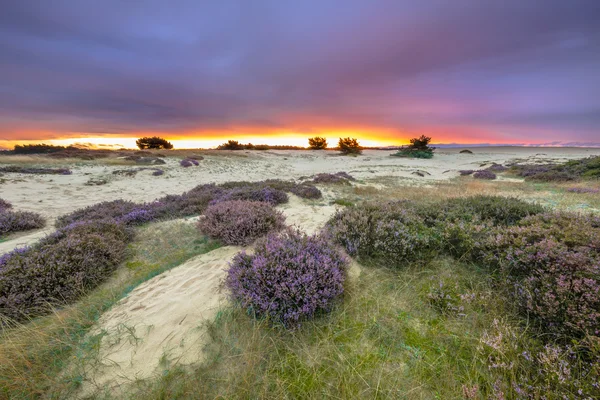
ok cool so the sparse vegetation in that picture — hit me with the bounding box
[338,137,362,155]
[473,170,497,180]
[310,171,356,184]
[0,166,72,175]
[13,144,69,154]
[308,136,328,150]
[510,155,600,181]
[135,136,174,150]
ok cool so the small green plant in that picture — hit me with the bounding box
[308,137,328,150]
[338,137,362,155]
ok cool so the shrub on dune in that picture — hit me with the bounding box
[56,199,141,228]
[0,210,46,237]
[198,200,285,245]
[0,198,12,212]
[0,166,72,175]
[0,220,132,322]
[476,212,600,339]
[210,186,288,206]
[473,170,496,180]
[226,229,348,327]
[289,184,322,199]
[311,172,355,184]
[326,201,438,265]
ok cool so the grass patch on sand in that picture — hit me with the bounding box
[0,220,220,398]
[125,259,526,399]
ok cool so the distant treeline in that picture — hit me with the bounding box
[13,144,75,154]
[216,140,305,150]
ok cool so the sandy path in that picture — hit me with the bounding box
[80,246,240,395]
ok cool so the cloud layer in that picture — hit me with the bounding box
[1,0,599,143]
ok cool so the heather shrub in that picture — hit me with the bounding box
[199,200,285,245]
[567,187,599,194]
[226,229,348,327]
[437,196,545,226]
[180,159,193,168]
[311,172,355,184]
[210,186,288,206]
[486,163,507,172]
[0,166,72,175]
[459,149,473,154]
[0,211,46,237]
[56,200,140,228]
[290,184,322,199]
[0,221,131,322]
[477,212,600,340]
[326,201,439,265]
[0,198,12,212]
[473,170,496,180]
[218,180,322,200]
[458,170,474,176]
[152,169,164,176]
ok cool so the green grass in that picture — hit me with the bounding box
[125,258,530,399]
[0,220,220,399]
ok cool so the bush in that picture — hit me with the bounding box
[486,163,507,172]
[56,200,141,228]
[473,170,496,180]
[459,170,474,176]
[0,211,46,237]
[391,149,434,159]
[338,137,362,155]
[180,159,193,168]
[152,169,164,176]
[0,220,132,322]
[326,202,439,265]
[226,230,348,327]
[391,135,435,158]
[0,198,12,212]
[199,200,285,245]
[0,166,72,175]
[476,212,600,339]
[311,172,355,184]
[510,157,600,181]
[459,149,473,154]
[135,136,174,150]
[217,140,245,150]
[290,184,322,199]
[308,137,328,150]
[210,186,288,206]
[438,196,545,226]
[12,144,67,154]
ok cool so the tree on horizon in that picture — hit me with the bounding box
[308,137,328,150]
[135,136,174,150]
[338,137,362,155]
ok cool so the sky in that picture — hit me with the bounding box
[1,0,599,148]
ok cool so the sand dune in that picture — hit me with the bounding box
[77,195,341,396]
